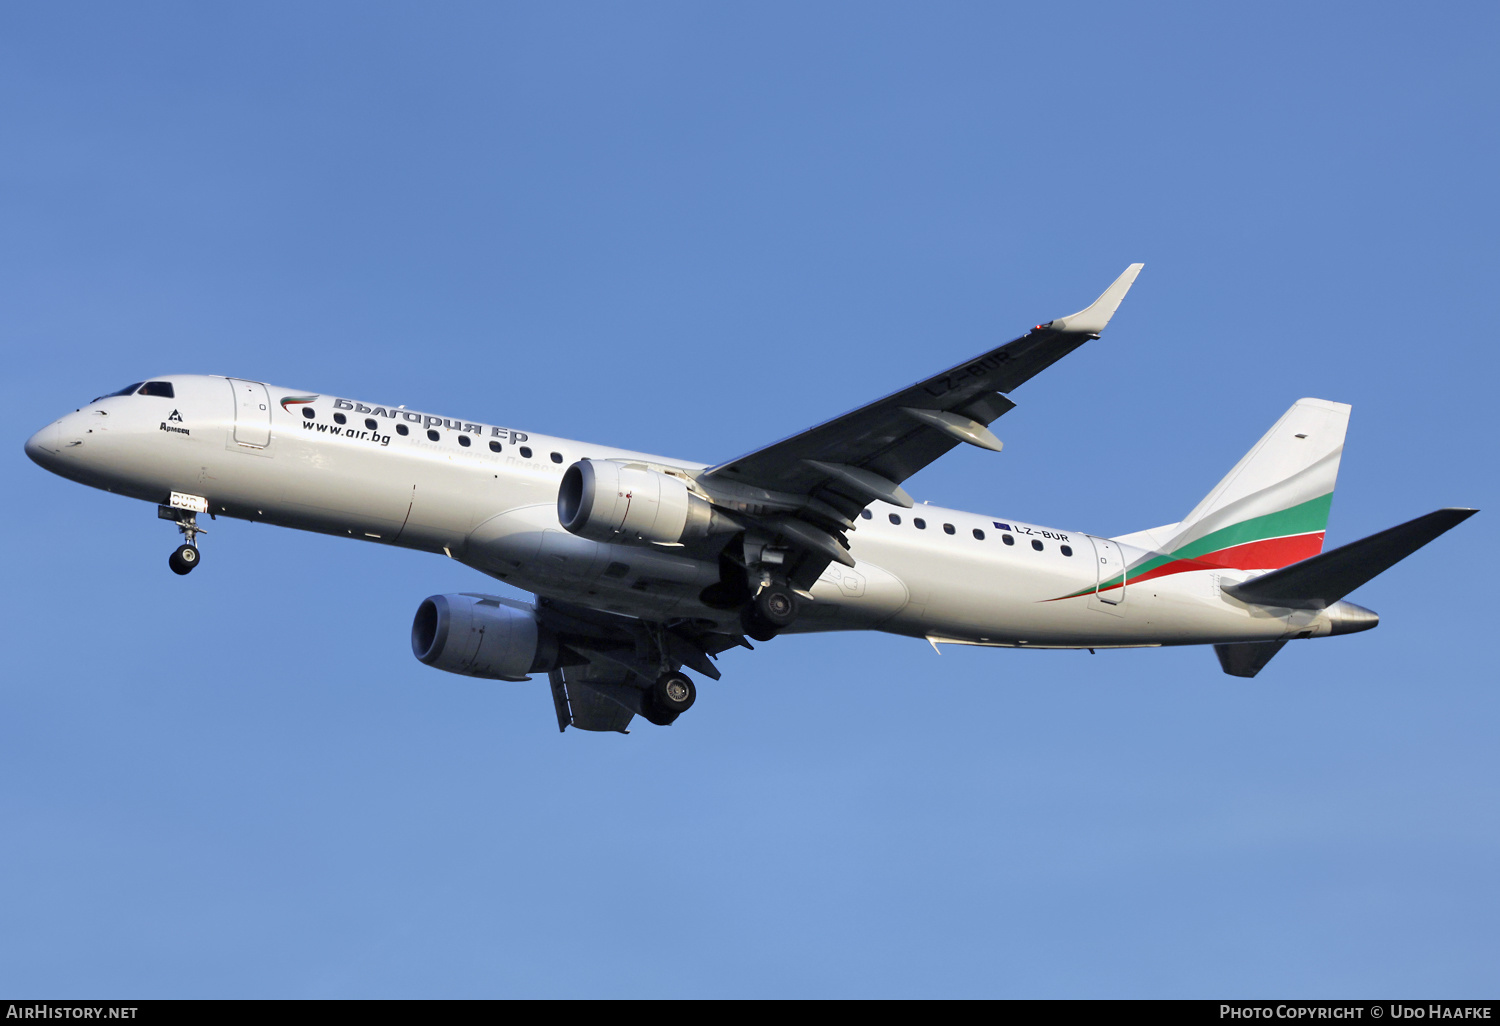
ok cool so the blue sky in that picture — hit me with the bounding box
[2,2,1496,998]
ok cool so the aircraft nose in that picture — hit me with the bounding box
[24,420,62,467]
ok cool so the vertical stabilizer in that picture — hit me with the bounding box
[1161,398,1349,572]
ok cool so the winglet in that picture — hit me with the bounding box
[1048,263,1144,335]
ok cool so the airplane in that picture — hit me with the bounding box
[23,265,1476,734]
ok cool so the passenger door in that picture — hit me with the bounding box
[1089,535,1126,609]
[228,379,273,449]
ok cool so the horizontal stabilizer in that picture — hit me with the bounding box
[1215,640,1288,678]
[1223,508,1478,610]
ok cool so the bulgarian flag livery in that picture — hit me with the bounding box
[1060,398,1349,599]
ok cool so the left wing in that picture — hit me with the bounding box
[704,264,1143,507]
[697,266,1142,588]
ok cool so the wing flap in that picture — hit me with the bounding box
[549,668,637,733]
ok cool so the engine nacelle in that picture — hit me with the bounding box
[411,594,560,681]
[558,459,724,545]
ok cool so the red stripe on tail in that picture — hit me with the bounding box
[1197,532,1325,571]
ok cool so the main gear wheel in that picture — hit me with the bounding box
[643,672,696,726]
[740,584,797,641]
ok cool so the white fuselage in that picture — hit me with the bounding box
[26,375,1336,650]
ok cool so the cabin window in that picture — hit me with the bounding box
[426,429,440,442]
[302,408,316,419]
[943,523,955,535]
[551,452,563,464]
[519,446,532,458]
[489,440,502,452]
[458,435,471,447]
[1002,534,1014,546]
[396,424,408,436]
[1060,545,1073,557]
[365,418,378,430]
[913,518,926,530]
[889,514,901,525]
[973,528,985,540]
[333,412,347,425]
[1032,539,1044,551]
[861,510,873,520]
[138,381,175,398]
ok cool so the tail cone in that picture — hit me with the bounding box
[1327,601,1379,636]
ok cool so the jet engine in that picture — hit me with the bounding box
[558,459,732,545]
[411,594,560,681]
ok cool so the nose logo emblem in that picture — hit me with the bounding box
[168,409,184,423]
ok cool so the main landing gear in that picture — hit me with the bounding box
[701,535,803,643]
[642,672,697,727]
[158,504,206,576]
[740,583,798,642]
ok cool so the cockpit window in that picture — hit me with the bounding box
[92,382,143,403]
[137,381,175,398]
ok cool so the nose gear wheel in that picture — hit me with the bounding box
[168,544,200,575]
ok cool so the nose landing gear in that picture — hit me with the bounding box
[168,543,200,575]
[158,504,206,576]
